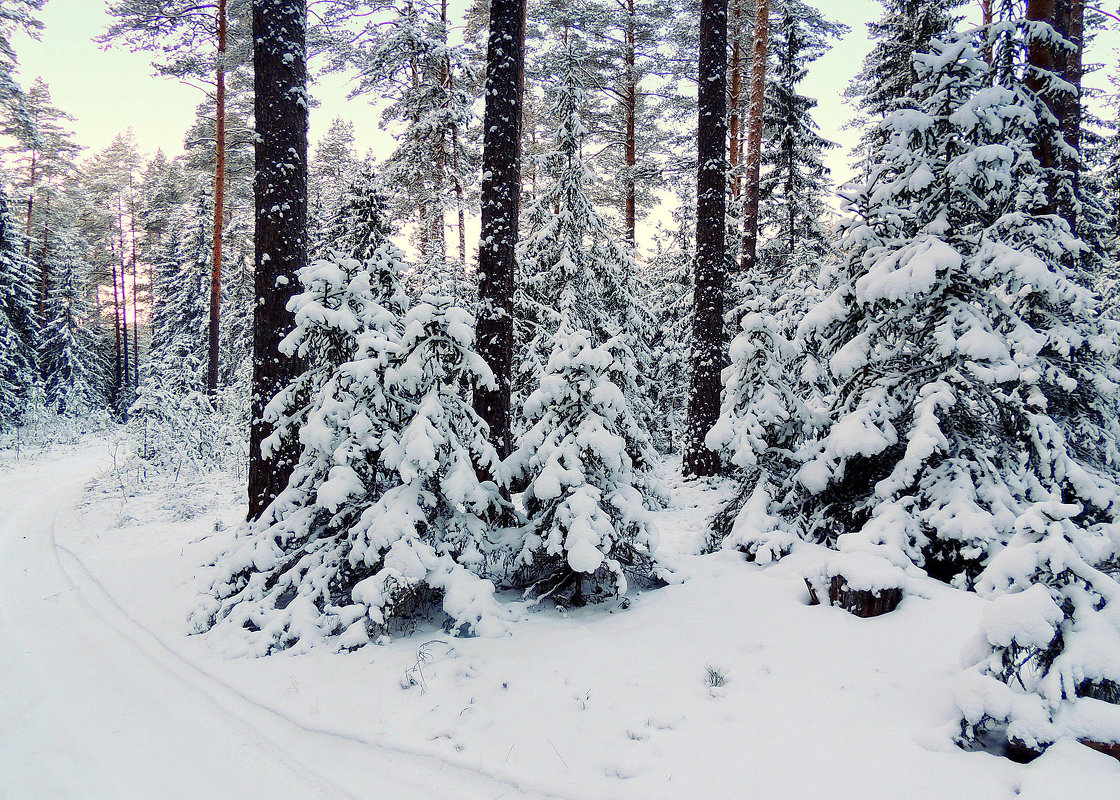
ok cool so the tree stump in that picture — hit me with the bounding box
[827,575,903,618]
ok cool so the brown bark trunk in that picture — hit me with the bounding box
[249,0,308,520]
[980,0,993,63]
[208,0,227,396]
[739,0,769,276]
[117,194,131,390]
[728,0,743,203]
[683,0,728,478]
[130,170,140,386]
[25,151,40,314]
[624,0,637,246]
[474,0,527,460]
[110,218,122,395]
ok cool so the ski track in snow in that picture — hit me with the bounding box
[0,445,567,800]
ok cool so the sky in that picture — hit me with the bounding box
[8,0,1120,212]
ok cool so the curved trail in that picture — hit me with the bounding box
[0,445,557,800]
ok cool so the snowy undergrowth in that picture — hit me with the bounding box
[56,452,1120,800]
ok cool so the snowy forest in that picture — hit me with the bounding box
[2,0,1120,796]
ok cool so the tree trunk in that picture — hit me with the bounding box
[624,0,637,246]
[130,169,140,386]
[980,0,993,63]
[728,0,743,203]
[117,194,131,392]
[443,0,467,270]
[110,220,122,396]
[739,0,769,275]
[209,0,227,396]
[1025,0,1083,231]
[248,0,308,521]
[473,0,527,460]
[682,0,728,479]
[25,151,40,315]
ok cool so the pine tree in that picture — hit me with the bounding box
[309,117,358,255]
[956,500,1120,756]
[334,0,475,287]
[508,323,671,605]
[647,195,695,454]
[130,187,215,465]
[2,77,83,315]
[0,0,42,135]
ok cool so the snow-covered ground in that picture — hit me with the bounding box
[1,437,1117,799]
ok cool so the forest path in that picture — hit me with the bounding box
[0,444,551,800]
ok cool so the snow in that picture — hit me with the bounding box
[0,440,1114,799]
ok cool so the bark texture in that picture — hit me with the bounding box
[739,0,769,275]
[248,0,308,520]
[473,0,527,460]
[682,0,728,478]
[827,576,903,618]
[208,0,227,395]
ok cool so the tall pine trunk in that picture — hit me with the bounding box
[130,169,140,386]
[110,216,122,398]
[117,194,131,392]
[208,0,227,396]
[728,0,743,204]
[26,151,40,314]
[474,0,527,460]
[248,0,308,521]
[683,0,728,478]
[624,0,637,246]
[739,0,769,275]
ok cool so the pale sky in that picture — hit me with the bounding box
[9,0,1120,209]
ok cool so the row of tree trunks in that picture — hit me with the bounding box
[248,0,307,521]
[682,0,729,478]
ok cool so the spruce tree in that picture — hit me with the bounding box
[39,233,106,415]
[515,41,655,446]
[195,253,514,649]
[757,0,845,272]
[508,322,671,605]
[782,36,1119,587]
[844,0,965,168]
[0,189,38,427]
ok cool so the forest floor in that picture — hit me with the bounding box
[1,432,1118,799]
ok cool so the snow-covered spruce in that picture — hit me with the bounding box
[38,234,107,416]
[751,37,1120,589]
[193,286,514,653]
[0,189,39,429]
[507,324,672,605]
[956,501,1120,755]
[514,39,657,448]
